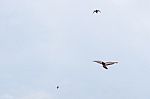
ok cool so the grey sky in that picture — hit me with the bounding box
[0,0,150,99]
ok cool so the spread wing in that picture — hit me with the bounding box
[93,10,96,13]
[93,61,102,64]
[98,10,101,13]
[105,62,118,65]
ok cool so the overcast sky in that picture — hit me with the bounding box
[0,0,150,99]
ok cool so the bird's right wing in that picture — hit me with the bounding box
[98,10,101,13]
[105,62,118,65]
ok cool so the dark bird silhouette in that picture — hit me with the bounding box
[93,10,101,14]
[56,86,59,89]
[93,61,118,69]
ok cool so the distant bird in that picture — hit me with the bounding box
[93,10,101,14]
[56,86,59,90]
[93,61,118,69]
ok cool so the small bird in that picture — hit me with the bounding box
[56,86,59,90]
[93,10,101,14]
[93,61,118,69]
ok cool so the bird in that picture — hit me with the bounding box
[93,10,101,14]
[93,61,118,69]
[56,86,59,90]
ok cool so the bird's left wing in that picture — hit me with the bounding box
[93,11,96,13]
[93,61,102,64]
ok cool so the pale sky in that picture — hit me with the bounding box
[0,0,150,99]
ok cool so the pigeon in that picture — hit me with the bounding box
[93,61,118,69]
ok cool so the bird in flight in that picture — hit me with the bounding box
[56,86,59,90]
[93,10,101,14]
[93,61,118,69]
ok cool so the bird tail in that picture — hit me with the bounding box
[103,66,108,69]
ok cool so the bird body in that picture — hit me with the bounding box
[93,61,118,69]
[56,86,59,89]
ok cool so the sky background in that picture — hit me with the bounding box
[0,0,150,99]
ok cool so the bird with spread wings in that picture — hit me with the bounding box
[93,61,118,69]
[93,10,101,14]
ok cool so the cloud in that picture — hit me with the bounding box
[0,91,55,99]
[0,94,14,99]
[19,91,53,99]
[111,0,135,6]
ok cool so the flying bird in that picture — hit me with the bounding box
[93,10,101,14]
[56,86,59,90]
[93,61,118,69]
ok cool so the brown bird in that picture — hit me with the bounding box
[93,10,101,14]
[93,61,118,69]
